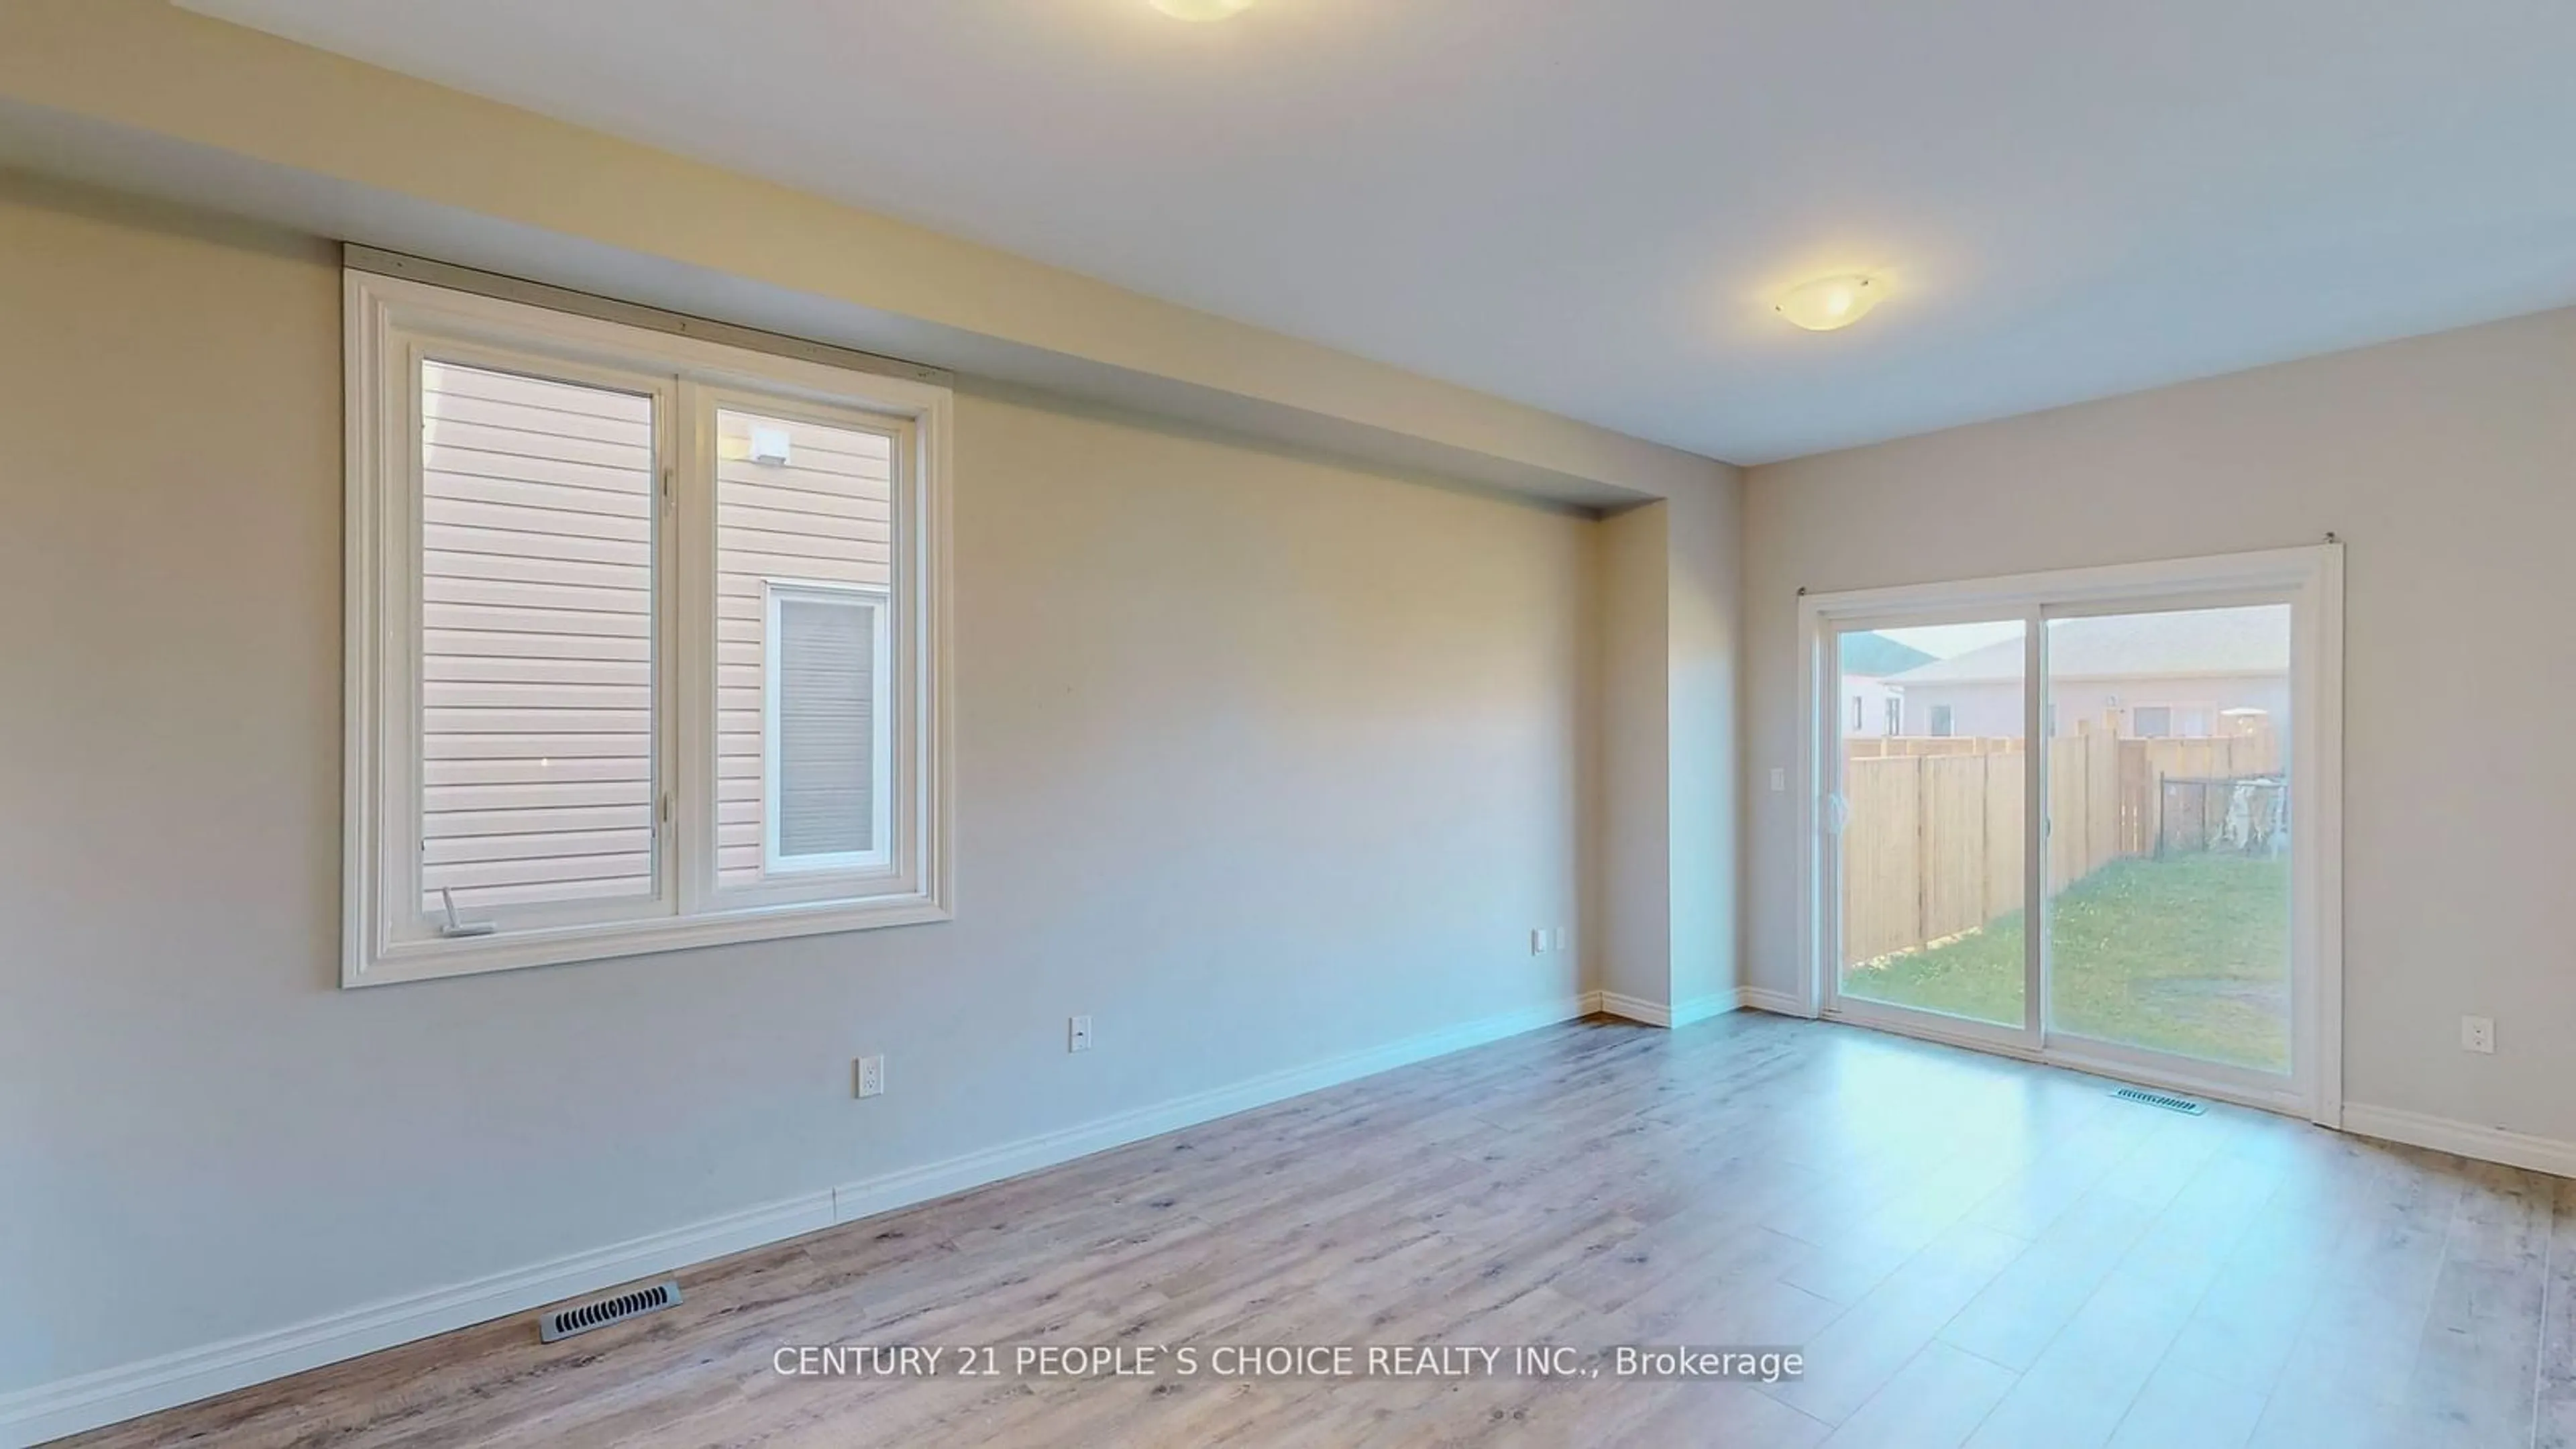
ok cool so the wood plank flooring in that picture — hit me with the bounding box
[62,1012,2576,1448]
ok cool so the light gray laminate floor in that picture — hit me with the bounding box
[65,1012,2576,1448]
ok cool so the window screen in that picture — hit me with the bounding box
[418,360,657,914]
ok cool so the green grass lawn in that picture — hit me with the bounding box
[1845,853,2292,1073]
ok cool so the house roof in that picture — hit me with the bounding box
[1839,631,1937,679]
[1886,606,2289,685]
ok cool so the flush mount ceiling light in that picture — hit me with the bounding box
[1150,0,1256,18]
[1774,274,1886,332]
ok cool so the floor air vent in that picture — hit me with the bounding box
[539,1279,682,1342]
[2112,1086,2207,1116]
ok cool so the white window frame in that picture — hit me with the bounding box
[759,580,894,880]
[343,271,952,987]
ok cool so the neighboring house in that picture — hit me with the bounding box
[419,362,892,913]
[1838,631,1935,737]
[1885,606,2289,739]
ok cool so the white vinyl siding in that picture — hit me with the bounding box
[715,409,892,889]
[419,361,656,914]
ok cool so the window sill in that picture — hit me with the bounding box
[345,893,953,988]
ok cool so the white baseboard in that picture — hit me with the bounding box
[0,1190,837,1449]
[1593,989,1741,1028]
[2339,1104,2576,1181]
[1595,990,1670,1026]
[1737,987,1815,1018]
[826,993,1592,1224]
[0,994,1591,1448]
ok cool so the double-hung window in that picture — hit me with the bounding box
[343,270,951,985]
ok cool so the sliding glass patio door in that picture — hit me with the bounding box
[1829,616,2035,1050]
[2039,603,2294,1085]
[1805,549,2337,1118]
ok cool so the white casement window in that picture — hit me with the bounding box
[343,270,951,986]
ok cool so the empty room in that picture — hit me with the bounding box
[5,1,2575,1446]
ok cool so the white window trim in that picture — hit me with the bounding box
[1792,543,2344,1128]
[343,270,953,987]
[759,580,894,879]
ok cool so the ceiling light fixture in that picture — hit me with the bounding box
[1150,0,1256,19]
[1774,274,1885,332]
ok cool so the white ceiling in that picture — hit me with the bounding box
[184,0,2576,465]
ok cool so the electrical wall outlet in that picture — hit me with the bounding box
[1552,926,1568,951]
[2461,1016,2496,1054]
[855,1055,886,1097]
[1770,767,1787,792]
[1530,928,1548,956]
[1069,1015,1094,1053]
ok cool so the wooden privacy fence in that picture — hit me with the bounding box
[1841,727,2280,967]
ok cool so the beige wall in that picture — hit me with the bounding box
[1665,479,1741,1014]
[1743,305,2576,1139]
[1597,502,1671,1008]
[0,178,1603,1395]
[1595,482,1747,1020]
[0,0,1721,508]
